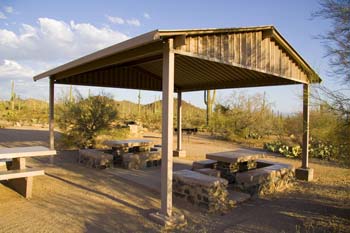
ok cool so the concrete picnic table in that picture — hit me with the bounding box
[206,149,265,183]
[103,139,156,165]
[206,149,265,164]
[0,146,56,198]
[104,139,154,149]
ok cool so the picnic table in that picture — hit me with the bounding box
[104,139,160,169]
[206,149,264,164]
[104,139,154,154]
[206,149,265,183]
[0,146,56,198]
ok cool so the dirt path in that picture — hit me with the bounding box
[0,128,349,233]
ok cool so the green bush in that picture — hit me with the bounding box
[264,139,345,161]
[57,93,117,148]
[264,141,301,158]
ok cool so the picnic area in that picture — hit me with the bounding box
[0,1,349,231]
[0,127,349,232]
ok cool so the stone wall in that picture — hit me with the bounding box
[173,170,234,213]
[122,151,161,169]
[235,161,295,196]
[215,160,257,183]
[78,149,113,169]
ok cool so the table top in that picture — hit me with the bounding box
[0,146,56,159]
[206,149,265,163]
[104,139,154,148]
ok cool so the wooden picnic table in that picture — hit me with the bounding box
[0,146,56,198]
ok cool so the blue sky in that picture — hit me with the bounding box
[0,0,334,113]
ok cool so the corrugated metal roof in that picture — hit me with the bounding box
[33,26,321,91]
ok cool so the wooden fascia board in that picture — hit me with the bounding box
[263,28,321,83]
[158,26,274,37]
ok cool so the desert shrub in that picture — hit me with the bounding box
[264,138,344,161]
[264,141,302,158]
[57,93,117,148]
[282,105,349,163]
[212,92,277,139]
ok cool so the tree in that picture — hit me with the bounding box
[57,93,117,148]
[312,0,350,122]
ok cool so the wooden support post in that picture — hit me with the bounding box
[49,77,55,163]
[302,84,309,169]
[177,92,182,151]
[296,84,313,181]
[160,38,174,217]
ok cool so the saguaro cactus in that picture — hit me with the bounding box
[10,80,16,111]
[204,90,216,126]
[138,90,142,118]
[69,85,74,103]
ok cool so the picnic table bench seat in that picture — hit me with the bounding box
[0,168,45,198]
[234,161,295,196]
[0,168,44,180]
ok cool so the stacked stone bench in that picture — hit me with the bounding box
[234,160,295,196]
[192,159,220,177]
[173,169,234,213]
[122,151,161,169]
[78,149,113,169]
[192,159,217,170]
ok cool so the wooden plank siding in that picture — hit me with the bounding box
[175,31,309,84]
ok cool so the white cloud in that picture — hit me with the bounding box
[143,13,150,19]
[0,11,6,19]
[106,15,141,27]
[0,17,129,62]
[0,29,19,47]
[106,15,124,25]
[0,17,130,99]
[0,59,35,79]
[4,6,13,14]
[39,18,73,43]
[126,18,140,27]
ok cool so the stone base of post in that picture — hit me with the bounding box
[149,212,186,229]
[295,167,314,181]
[173,150,186,158]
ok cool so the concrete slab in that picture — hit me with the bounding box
[192,159,217,170]
[196,168,221,177]
[173,150,186,158]
[105,158,192,193]
[173,169,228,187]
[296,167,314,181]
[206,149,265,163]
[228,191,251,204]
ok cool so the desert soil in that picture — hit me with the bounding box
[0,127,349,233]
